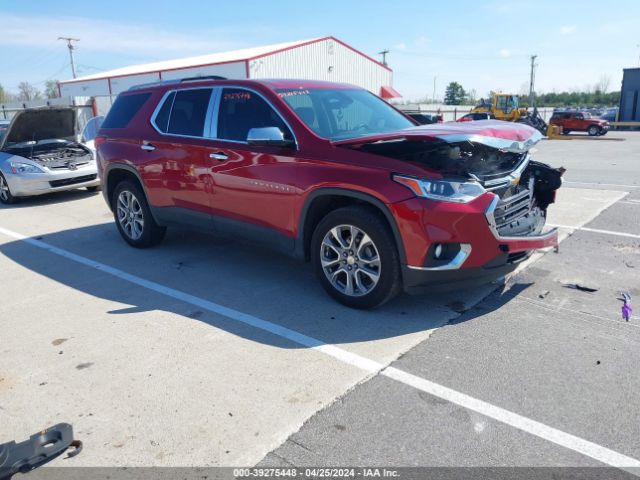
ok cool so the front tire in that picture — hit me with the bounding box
[588,125,600,136]
[311,205,402,309]
[0,173,17,204]
[112,180,166,248]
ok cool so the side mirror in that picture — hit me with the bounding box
[247,127,293,148]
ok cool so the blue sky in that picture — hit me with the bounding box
[2,0,639,100]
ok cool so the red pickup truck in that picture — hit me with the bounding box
[549,111,609,136]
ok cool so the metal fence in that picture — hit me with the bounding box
[396,103,556,122]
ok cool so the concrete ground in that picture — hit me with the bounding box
[1,132,638,474]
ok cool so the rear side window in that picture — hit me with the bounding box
[167,89,212,136]
[102,92,151,129]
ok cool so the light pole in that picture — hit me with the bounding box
[528,54,537,108]
[432,76,437,104]
[378,49,390,66]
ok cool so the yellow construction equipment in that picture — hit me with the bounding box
[471,92,625,140]
[470,93,548,135]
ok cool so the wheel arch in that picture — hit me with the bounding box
[297,188,407,265]
[104,163,161,224]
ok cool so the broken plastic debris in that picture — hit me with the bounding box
[563,283,598,293]
[620,292,633,322]
[538,290,550,299]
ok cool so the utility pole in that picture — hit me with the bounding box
[58,37,80,78]
[432,76,437,104]
[378,49,390,66]
[528,54,537,108]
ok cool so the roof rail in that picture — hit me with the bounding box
[179,75,227,82]
[128,80,178,91]
[128,76,228,91]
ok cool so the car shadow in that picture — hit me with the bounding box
[0,222,533,349]
[0,188,101,209]
[0,188,102,209]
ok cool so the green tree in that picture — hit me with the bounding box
[521,89,620,108]
[444,82,466,105]
[0,83,6,102]
[45,80,60,99]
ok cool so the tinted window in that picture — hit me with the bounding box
[167,89,212,137]
[154,91,175,133]
[102,93,151,129]
[277,88,413,141]
[217,88,292,142]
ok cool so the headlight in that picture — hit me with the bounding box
[393,174,486,203]
[10,161,44,174]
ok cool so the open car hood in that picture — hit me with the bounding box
[0,108,77,150]
[332,120,543,153]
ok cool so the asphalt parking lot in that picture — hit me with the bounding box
[1,132,639,474]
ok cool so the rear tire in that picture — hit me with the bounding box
[112,180,166,248]
[0,173,17,204]
[311,205,402,309]
[588,125,600,136]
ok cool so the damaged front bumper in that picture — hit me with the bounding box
[391,192,558,293]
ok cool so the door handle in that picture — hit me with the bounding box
[141,142,156,151]
[209,152,228,161]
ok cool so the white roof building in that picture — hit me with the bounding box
[59,36,400,100]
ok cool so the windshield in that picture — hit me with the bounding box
[276,88,413,141]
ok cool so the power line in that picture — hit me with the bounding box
[58,37,80,78]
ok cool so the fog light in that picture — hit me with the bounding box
[434,243,443,259]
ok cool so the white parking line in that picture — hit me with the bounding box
[564,181,640,189]
[1,224,640,471]
[383,368,640,473]
[548,224,640,240]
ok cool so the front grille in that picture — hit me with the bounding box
[49,174,97,188]
[493,188,532,231]
[48,161,90,170]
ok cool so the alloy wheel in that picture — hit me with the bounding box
[117,190,144,240]
[0,175,10,202]
[320,224,381,297]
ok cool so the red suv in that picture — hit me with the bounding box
[550,111,610,136]
[96,78,562,308]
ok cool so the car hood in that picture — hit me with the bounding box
[0,108,77,150]
[332,120,543,153]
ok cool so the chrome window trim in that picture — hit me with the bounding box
[207,87,222,139]
[150,87,214,139]
[150,90,174,134]
[214,86,298,150]
[406,244,472,271]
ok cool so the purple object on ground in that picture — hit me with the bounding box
[622,302,632,322]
